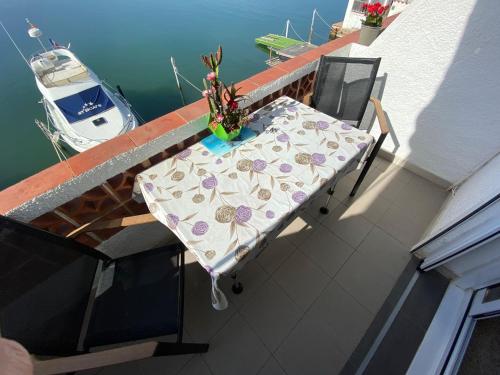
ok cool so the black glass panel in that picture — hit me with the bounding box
[85,246,180,348]
[0,217,99,355]
[313,57,380,125]
[484,284,500,303]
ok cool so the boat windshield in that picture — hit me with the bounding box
[54,85,115,124]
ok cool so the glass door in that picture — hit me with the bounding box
[444,284,500,375]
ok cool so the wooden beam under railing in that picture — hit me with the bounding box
[66,213,157,239]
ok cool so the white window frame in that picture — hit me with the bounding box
[408,277,500,374]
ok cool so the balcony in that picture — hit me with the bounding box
[73,157,446,375]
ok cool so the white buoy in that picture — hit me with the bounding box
[27,25,42,38]
[26,18,47,52]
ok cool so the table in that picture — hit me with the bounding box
[135,96,374,309]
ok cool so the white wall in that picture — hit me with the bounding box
[350,0,500,186]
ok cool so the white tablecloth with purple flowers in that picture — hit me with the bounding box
[135,96,374,309]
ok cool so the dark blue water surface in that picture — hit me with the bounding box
[0,0,347,188]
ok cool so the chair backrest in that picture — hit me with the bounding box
[0,216,109,356]
[311,56,381,126]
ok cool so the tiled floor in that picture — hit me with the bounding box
[83,157,448,375]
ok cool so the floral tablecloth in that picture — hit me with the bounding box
[135,96,374,309]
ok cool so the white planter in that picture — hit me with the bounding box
[359,24,382,46]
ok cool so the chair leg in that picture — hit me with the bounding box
[231,273,243,294]
[319,186,336,215]
[350,133,387,197]
[154,342,209,356]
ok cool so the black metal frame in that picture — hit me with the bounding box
[349,130,388,197]
[311,56,381,128]
[154,245,209,356]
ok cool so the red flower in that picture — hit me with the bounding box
[228,100,238,110]
[362,3,368,9]
[377,6,385,15]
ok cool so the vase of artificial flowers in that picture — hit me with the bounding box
[201,46,248,142]
[359,2,388,46]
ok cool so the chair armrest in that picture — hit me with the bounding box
[32,342,158,374]
[369,96,389,135]
[66,213,157,238]
[303,92,313,106]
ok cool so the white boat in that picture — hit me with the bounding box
[25,21,138,152]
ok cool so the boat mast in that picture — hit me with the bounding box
[0,21,32,70]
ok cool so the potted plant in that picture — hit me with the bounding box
[359,2,388,46]
[201,46,248,142]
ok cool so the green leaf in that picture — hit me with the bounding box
[216,45,223,65]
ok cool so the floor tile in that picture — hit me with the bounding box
[335,250,396,315]
[178,355,212,375]
[304,194,341,221]
[343,187,392,224]
[220,260,270,309]
[240,278,303,352]
[374,158,413,185]
[203,313,270,375]
[275,312,348,375]
[257,236,297,275]
[355,166,409,204]
[258,356,287,375]
[273,251,330,311]
[356,226,410,280]
[277,214,320,248]
[307,281,374,357]
[322,203,374,249]
[377,204,429,248]
[391,173,447,225]
[298,225,355,278]
[184,263,237,341]
[331,175,356,203]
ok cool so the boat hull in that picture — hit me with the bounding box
[32,48,138,153]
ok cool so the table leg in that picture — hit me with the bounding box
[320,186,336,215]
[231,273,243,294]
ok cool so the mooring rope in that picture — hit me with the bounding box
[315,10,333,30]
[288,21,306,42]
[176,71,203,94]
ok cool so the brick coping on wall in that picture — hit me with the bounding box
[0,16,398,215]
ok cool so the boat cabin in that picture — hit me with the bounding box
[30,48,88,88]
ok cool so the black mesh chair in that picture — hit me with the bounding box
[310,56,390,213]
[0,216,208,374]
